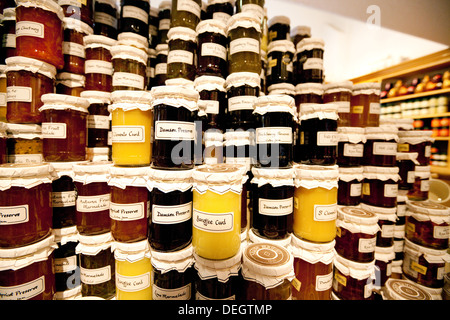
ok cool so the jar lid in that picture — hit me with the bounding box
[208,0,236,4]
[338,166,364,181]
[110,44,148,65]
[72,161,112,184]
[226,12,261,34]
[158,0,172,10]
[194,247,242,282]
[296,37,325,52]
[338,126,366,143]
[251,167,294,187]
[2,7,15,20]
[194,75,226,92]
[5,56,57,79]
[295,82,324,95]
[76,232,114,255]
[380,118,414,131]
[298,103,339,121]
[165,78,195,89]
[406,199,450,216]
[383,279,432,300]
[253,94,296,116]
[151,85,199,112]
[16,0,64,20]
[148,168,194,192]
[375,245,395,262]
[117,32,149,50]
[365,125,398,135]
[0,163,52,179]
[167,26,198,42]
[151,245,194,273]
[49,161,88,179]
[291,234,335,253]
[353,82,381,91]
[193,163,245,185]
[56,72,86,86]
[267,39,295,54]
[223,129,254,146]
[225,72,260,89]
[0,234,56,259]
[359,203,398,221]
[80,90,112,104]
[333,253,375,280]
[243,242,293,278]
[290,235,335,265]
[155,43,169,54]
[403,238,450,263]
[83,34,117,48]
[291,25,311,37]
[337,206,378,225]
[323,81,353,93]
[112,239,151,262]
[363,166,400,182]
[109,165,149,178]
[63,17,94,35]
[398,130,434,144]
[268,15,290,28]
[39,93,89,113]
[267,83,296,96]
[196,19,227,37]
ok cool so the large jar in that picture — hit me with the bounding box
[5,56,56,124]
[62,17,93,75]
[111,44,148,91]
[5,123,43,165]
[205,0,234,25]
[397,130,434,166]
[194,75,227,131]
[337,166,363,206]
[350,82,381,128]
[15,0,64,69]
[171,0,202,30]
[337,127,366,167]
[93,0,118,39]
[363,125,399,167]
[39,94,89,162]
[323,81,353,127]
[0,163,53,248]
[119,0,150,39]
[80,90,111,149]
[84,35,116,92]
[266,40,295,87]
[362,166,400,208]
[167,27,197,81]
[294,38,324,84]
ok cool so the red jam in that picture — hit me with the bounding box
[363,126,398,167]
[338,167,363,206]
[362,166,399,208]
[360,203,397,248]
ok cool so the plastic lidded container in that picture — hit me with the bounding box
[80,90,111,149]
[360,203,397,248]
[171,0,202,30]
[294,38,325,84]
[111,44,148,91]
[362,166,400,208]
[166,27,198,81]
[93,0,119,39]
[337,127,366,167]
[294,83,323,114]
[0,163,53,248]
[205,0,235,25]
[266,40,295,87]
[5,56,57,124]
[323,81,353,127]
[194,75,227,131]
[119,0,150,39]
[62,17,93,75]
[267,16,290,42]
[5,123,43,165]
[396,152,419,190]
[382,278,432,300]
[363,125,399,166]
[408,165,431,201]
[397,130,434,166]
[290,25,311,48]
[350,82,381,128]
[337,166,363,206]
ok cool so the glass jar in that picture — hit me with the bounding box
[408,165,431,201]
[84,35,116,92]
[5,123,43,165]
[294,83,323,114]
[266,40,295,88]
[363,125,399,166]
[151,244,195,300]
[224,130,256,173]
[5,56,56,124]
[155,44,169,86]
[194,75,227,131]
[227,12,261,75]
[294,38,324,84]
[76,232,115,299]
[108,166,150,243]
[0,163,53,248]
[382,278,432,300]
[59,0,93,25]
[62,17,93,75]
[15,0,64,69]
[0,234,56,300]
[113,239,152,300]
[93,0,118,39]
[236,0,265,18]
[405,200,450,250]
[360,203,397,248]
[109,90,152,166]
[205,0,234,25]
[297,103,339,165]
[39,94,89,162]
[151,85,199,169]
[192,163,245,260]
[167,27,197,81]
[323,81,353,127]
[0,123,6,164]
[156,1,171,46]
[396,152,419,190]
[337,127,365,167]
[146,48,156,90]
[171,0,202,30]
[80,91,111,149]
[119,0,150,39]
[254,94,296,168]
[337,166,363,206]
[362,166,400,208]
[267,16,290,42]
[397,130,434,166]
[111,44,147,91]
[1,8,16,62]
[0,65,6,121]
[55,72,85,96]
[73,162,112,236]
[225,72,260,130]
[290,25,310,48]
[242,242,294,300]
[373,245,395,291]
[293,164,339,243]
[350,82,381,127]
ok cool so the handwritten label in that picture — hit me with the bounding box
[256,127,293,144]
[0,204,29,225]
[152,202,192,224]
[201,43,227,60]
[42,123,67,139]
[77,194,110,213]
[16,21,44,38]
[228,95,257,112]
[7,86,32,103]
[116,272,151,292]
[152,283,192,300]
[313,203,337,221]
[193,208,234,233]
[110,202,145,221]
[111,126,145,143]
[230,38,259,55]
[258,198,293,216]
[154,121,195,141]
[80,266,111,285]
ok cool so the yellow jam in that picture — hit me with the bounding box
[115,256,153,300]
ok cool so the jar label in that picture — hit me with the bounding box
[159,18,171,30]
[350,183,362,197]
[54,255,78,273]
[62,41,86,59]
[52,191,76,208]
[152,201,192,224]
[333,270,347,287]
[199,100,220,115]
[77,194,111,213]
[335,101,351,113]
[113,72,145,90]
[122,5,149,24]
[42,122,67,139]
[373,142,397,156]
[80,265,111,285]
[8,154,43,165]
[397,143,409,152]
[397,204,406,217]
[369,102,380,114]
[425,145,431,157]
[384,184,398,198]
[0,204,29,225]
[116,272,151,292]
[316,272,333,291]
[177,0,201,18]
[111,125,146,143]
[229,38,260,56]
[407,171,415,184]
[167,50,194,65]
[228,95,257,112]
[352,105,364,114]
[155,63,167,75]
[95,12,118,28]
[358,237,376,253]
[258,197,293,216]
[85,60,113,75]
[362,183,370,196]
[303,58,323,70]
[313,203,337,221]
[0,93,6,107]
[16,21,44,38]
[201,43,227,61]
[343,143,364,157]
[434,225,450,239]
[152,283,192,300]
[381,224,395,238]
[212,12,231,25]
[256,127,293,144]
[394,239,404,252]
[420,179,430,192]
[0,275,45,300]
[193,208,234,233]
[110,202,146,221]
[6,86,32,103]
[3,33,16,49]
[317,131,338,146]
[154,121,195,141]
[88,115,110,130]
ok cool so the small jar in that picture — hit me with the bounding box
[291,236,335,300]
[297,103,339,165]
[294,83,323,114]
[84,35,116,92]
[242,242,294,300]
[294,38,324,84]
[0,163,53,248]
[266,40,295,87]
[15,0,64,69]
[148,168,194,252]
[350,82,381,127]
[205,0,234,25]
[337,127,366,167]
[109,90,153,166]
[396,152,419,190]
[154,44,169,86]
[382,278,432,300]
[76,232,116,299]
[1,8,17,61]
[167,27,197,81]
[55,72,85,96]
[405,200,450,250]
[194,75,226,131]
[267,16,290,42]
[253,94,296,168]
[73,162,112,236]
[363,125,399,166]
[119,0,150,39]
[323,81,353,127]
[94,0,118,39]
[111,44,148,91]
[397,130,434,166]
[362,166,400,208]
[108,166,150,243]
[408,165,431,201]
[113,240,152,300]
[156,1,171,45]
[40,94,89,162]
[337,166,363,206]
[62,17,93,75]
[293,164,339,243]
[59,0,93,25]
[151,85,199,169]
[227,12,261,75]
[290,25,311,48]
[171,0,202,30]
[5,56,56,124]
[5,123,43,165]
[151,244,195,300]
[80,90,111,149]
[360,203,397,248]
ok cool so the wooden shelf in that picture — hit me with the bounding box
[381,88,450,104]
[431,165,450,177]
[402,112,450,119]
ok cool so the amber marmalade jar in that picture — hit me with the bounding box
[350,82,381,128]
[167,27,198,81]
[171,0,202,30]
[94,0,119,39]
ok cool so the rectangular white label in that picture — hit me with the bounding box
[42,122,67,139]
[369,102,381,114]
[177,0,201,18]
[228,95,257,112]
[313,203,337,221]
[80,266,111,285]
[110,202,145,221]
[373,142,397,156]
[85,60,113,75]
[116,272,151,292]
[77,194,110,213]
[201,43,227,60]
[88,115,110,129]
[315,272,333,292]
[167,50,194,65]
[343,143,364,157]
[256,127,293,144]
[94,12,118,28]
[113,72,145,89]
[154,121,195,141]
[381,224,395,238]
[334,101,351,113]
[258,198,293,216]
[0,93,6,107]
[199,100,220,115]
[193,208,234,233]
[7,86,32,103]
[152,202,192,224]
[16,21,44,38]
[434,225,450,240]
[54,255,78,273]
[303,58,323,70]
[152,283,192,300]
[155,63,167,75]
[3,33,16,48]
[0,276,45,300]
[159,18,171,30]
[8,154,43,165]
[62,41,85,58]
[384,184,398,198]
[122,6,149,24]
[111,125,145,143]
[0,204,29,225]
[420,180,430,192]
[350,183,362,197]
[317,131,338,146]
[52,191,76,207]
[407,171,415,184]
[229,38,260,55]
[358,237,376,253]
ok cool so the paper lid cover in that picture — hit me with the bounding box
[406,199,450,216]
[243,242,293,277]
[226,12,262,33]
[268,15,290,27]
[383,279,432,300]
[196,19,227,36]
[225,72,260,89]
[5,56,57,79]
[337,206,379,225]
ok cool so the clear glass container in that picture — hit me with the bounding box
[119,0,150,39]
[363,126,398,167]
[62,17,93,75]
[167,27,198,81]
[362,166,400,208]
[94,0,118,39]
[294,38,324,84]
[5,123,43,165]
[111,44,148,91]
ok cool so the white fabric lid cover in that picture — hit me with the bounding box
[151,85,199,112]
[359,203,398,222]
[225,72,261,89]
[337,206,379,225]
[226,12,262,34]
[151,245,194,273]
[76,232,114,255]
[295,83,324,95]
[383,278,432,300]
[72,161,113,184]
[253,94,296,116]
[168,26,198,42]
[298,103,339,122]
[112,239,151,262]
[251,167,294,187]
[290,235,335,265]
[108,165,150,189]
[39,93,89,113]
[5,56,57,79]
[109,90,152,112]
[196,19,227,37]
[16,0,65,20]
[80,90,112,104]
[83,34,117,47]
[194,248,242,283]
[296,37,325,52]
[110,44,148,64]
[294,164,339,189]
[268,15,290,28]
[0,163,53,190]
[194,75,226,92]
[243,242,293,277]
[333,251,375,280]
[267,39,295,54]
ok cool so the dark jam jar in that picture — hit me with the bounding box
[53,228,80,295]
[111,44,148,91]
[171,0,202,30]
[408,165,431,201]
[266,40,295,88]
[1,8,16,62]
[254,95,295,168]
[337,127,366,167]
[291,25,311,48]
[205,0,234,25]
[250,167,294,240]
[194,75,227,131]
[360,203,397,248]
[148,168,193,252]
[362,166,400,208]
[119,0,150,39]
[297,103,338,165]
[80,91,111,148]
[150,85,199,169]
[62,17,93,75]
[225,72,260,130]
[55,72,85,97]
[338,166,363,206]
[363,125,398,167]
[84,35,116,92]
[167,27,197,82]
[397,130,434,166]
[294,38,324,84]
[59,0,93,26]
[196,19,228,79]
[154,44,169,86]
[94,0,118,39]
[396,152,418,190]
[323,81,353,127]
[156,1,171,46]
[267,16,290,42]
[294,83,323,115]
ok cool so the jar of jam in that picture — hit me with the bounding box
[267,16,290,42]
[332,253,375,300]
[0,65,7,121]
[53,227,80,296]
[1,8,16,62]
[396,190,408,226]
[242,242,294,300]
[73,162,112,236]
[0,234,56,300]
[224,130,257,173]
[363,125,398,166]
[227,12,261,75]
[266,40,295,87]
[59,0,93,25]
[290,25,310,48]
[119,0,150,39]
[297,103,339,165]
[171,0,202,30]
[0,123,6,164]
[84,35,116,92]
[5,56,56,124]
[93,0,118,39]
[108,166,150,243]
[167,27,197,81]
[154,44,168,86]
[323,81,353,127]
[396,152,419,190]
[113,239,152,300]
[194,75,227,131]
[382,278,432,300]
[373,245,395,291]
[294,83,323,114]
[360,203,397,248]
[294,38,324,84]
[205,0,234,25]
[146,48,156,90]
[393,226,405,262]
[151,244,195,300]
[267,83,295,97]
[225,72,260,130]
[408,165,431,201]
[40,94,89,162]
[156,1,171,46]
[80,90,111,149]
[253,94,296,168]
[15,0,64,69]
[76,232,116,299]
[151,85,199,169]
[362,166,400,208]
[291,235,334,300]
[350,82,381,127]
[403,238,450,289]
[56,72,85,96]
[111,44,147,91]
[0,163,53,248]
[397,130,434,166]
[337,127,365,167]
[62,17,93,75]
[203,130,224,164]
[293,164,339,243]
[337,166,363,206]
[405,200,450,250]
[5,123,43,165]
[390,259,403,279]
